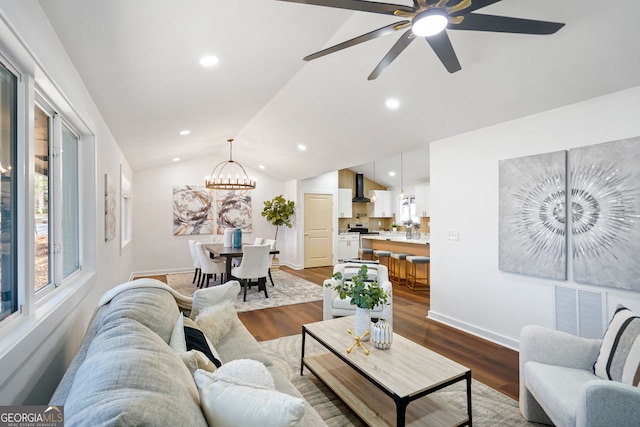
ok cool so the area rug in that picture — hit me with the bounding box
[259,334,545,427]
[166,270,323,313]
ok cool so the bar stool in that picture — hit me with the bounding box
[406,256,430,290]
[372,250,392,269]
[389,253,410,285]
[358,247,374,261]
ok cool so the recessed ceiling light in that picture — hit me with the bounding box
[199,55,219,67]
[386,99,400,109]
[389,171,396,177]
[258,165,266,170]
[179,130,191,136]
[297,144,307,151]
[172,157,180,162]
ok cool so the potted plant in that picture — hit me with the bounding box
[261,195,295,269]
[261,195,295,241]
[325,264,390,340]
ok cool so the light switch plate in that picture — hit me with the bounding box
[447,230,459,240]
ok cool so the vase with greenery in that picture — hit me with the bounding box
[261,195,295,241]
[325,264,390,340]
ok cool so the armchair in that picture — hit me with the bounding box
[519,324,640,427]
[323,262,393,328]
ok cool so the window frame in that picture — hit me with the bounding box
[33,93,83,300]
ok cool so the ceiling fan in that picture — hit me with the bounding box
[278,0,564,79]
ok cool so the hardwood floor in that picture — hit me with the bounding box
[238,265,520,401]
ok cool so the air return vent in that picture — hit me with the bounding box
[554,286,605,339]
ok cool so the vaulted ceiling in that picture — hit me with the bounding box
[38,0,640,188]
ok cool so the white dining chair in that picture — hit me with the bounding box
[195,242,226,288]
[254,237,265,245]
[264,238,277,286]
[231,244,271,302]
[188,240,201,284]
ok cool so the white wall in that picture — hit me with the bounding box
[429,86,640,349]
[0,1,133,404]
[132,157,287,275]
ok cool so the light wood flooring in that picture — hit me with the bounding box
[238,265,520,401]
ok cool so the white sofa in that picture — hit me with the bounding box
[323,262,393,327]
[519,324,640,427]
[50,279,325,426]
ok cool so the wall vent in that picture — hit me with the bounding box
[554,286,605,339]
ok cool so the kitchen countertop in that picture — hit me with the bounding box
[361,234,430,245]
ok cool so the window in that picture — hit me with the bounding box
[0,62,17,321]
[399,196,419,225]
[34,98,80,294]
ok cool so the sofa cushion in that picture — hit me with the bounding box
[99,287,180,344]
[594,305,640,386]
[194,369,305,427]
[214,317,273,366]
[525,361,600,427]
[63,317,207,427]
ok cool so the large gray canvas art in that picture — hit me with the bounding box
[173,185,213,235]
[570,137,640,290]
[499,151,567,280]
[216,189,252,234]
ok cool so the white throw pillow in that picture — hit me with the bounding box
[194,299,236,345]
[194,370,305,427]
[214,359,275,389]
[190,280,241,319]
[170,314,222,367]
[179,350,218,375]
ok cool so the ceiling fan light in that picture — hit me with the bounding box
[412,9,448,37]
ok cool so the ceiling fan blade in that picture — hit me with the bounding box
[453,13,565,34]
[368,29,415,80]
[450,0,502,15]
[277,0,413,15]
[424,31,461,73]
[304,21,410,61]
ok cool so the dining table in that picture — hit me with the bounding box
[203,243,280,283]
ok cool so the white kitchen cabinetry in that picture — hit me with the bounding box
[338,234,359,261]
[414,184,431,217]
[338,188,353,218]
[368,190,392,218]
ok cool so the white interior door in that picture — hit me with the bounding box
[304,193,333,268]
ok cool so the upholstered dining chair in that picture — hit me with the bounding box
[188,240,201,285]
[194,242,226,288]
[231,244,271,302]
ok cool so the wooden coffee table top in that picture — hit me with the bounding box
[302,316,473,426]
[303,316,470,399]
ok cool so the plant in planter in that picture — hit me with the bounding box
[325,264,390,340]
[261,195,295,241]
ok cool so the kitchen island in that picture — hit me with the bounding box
[361,234,430,289]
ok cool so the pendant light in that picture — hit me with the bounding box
[370,161,377,203]
[205,139,256,190]
[399,153,405,200]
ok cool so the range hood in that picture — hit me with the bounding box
[352,173,370,202]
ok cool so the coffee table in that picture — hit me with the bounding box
[301,316,472,426]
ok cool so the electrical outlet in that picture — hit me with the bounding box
[447,230,459,241]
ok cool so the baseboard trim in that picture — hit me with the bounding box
[427,310,519,351]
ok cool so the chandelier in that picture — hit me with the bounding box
[205,139,256,190]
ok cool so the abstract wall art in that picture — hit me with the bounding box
[173,185,214,235]
[499,151,568,280]
[104,174,116,242]
[216,189,252,234]
[570,137,640,290]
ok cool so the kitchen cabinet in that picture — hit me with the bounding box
[338,188,353,218]
[368,190,393,218]
[338,234,359,260]
[414,184,431,217]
